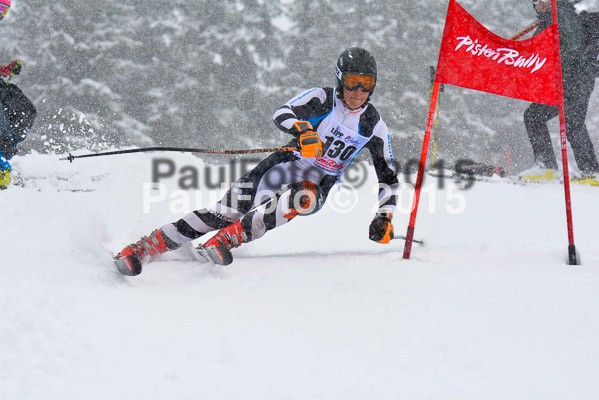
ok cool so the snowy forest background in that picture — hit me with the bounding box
[3,0,599,173]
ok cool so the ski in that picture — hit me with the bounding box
[427,171,599,187]
[426,170,516,187]
[571,177,599,187]
[8,175,97,192]
[112,245,225,276]
[3,173,105,192]
[114,240,429,273]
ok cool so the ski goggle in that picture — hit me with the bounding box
[531,0,548,5]
[342,73,376,92]
[0,4,9,20]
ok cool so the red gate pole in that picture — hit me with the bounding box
[403,81,442,259]
[550,0,577,265]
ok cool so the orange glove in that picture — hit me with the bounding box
[369,210,394,244]
[291,121,322,158]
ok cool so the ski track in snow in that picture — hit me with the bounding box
[2,152,599,400]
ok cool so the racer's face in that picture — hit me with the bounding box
[343,87,369,110]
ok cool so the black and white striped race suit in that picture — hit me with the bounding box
[161,87,399,245]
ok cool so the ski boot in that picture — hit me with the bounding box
[0,156,11,188]
[0,168,10,187]
[114,229,175,276]
[196,220,249,266]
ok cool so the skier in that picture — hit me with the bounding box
[114,47,399,275]
[1,0,17,187]
[0,0,32,188]
[521,0,598,184]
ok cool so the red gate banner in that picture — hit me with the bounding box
[435,0,558,105]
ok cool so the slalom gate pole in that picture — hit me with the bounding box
[428,66,444,171]
[431,83,444,170]
[60,146,299,162]
[550,0,577,265]
[510,20,540,41]
[403,81,442,260]
[505,146,513,177]
[429,67,439,170]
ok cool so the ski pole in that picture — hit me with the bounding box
[60,146,299,163]
[393,235,425,246]
[510,20,540,40]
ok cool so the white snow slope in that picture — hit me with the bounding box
[2,152,599,400]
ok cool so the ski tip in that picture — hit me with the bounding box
[194,245,233,266]
[192,247,213,264]
[114,256,142,276]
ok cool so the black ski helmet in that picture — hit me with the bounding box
[335,47,378,101]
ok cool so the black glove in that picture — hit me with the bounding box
[369,210,394,244]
